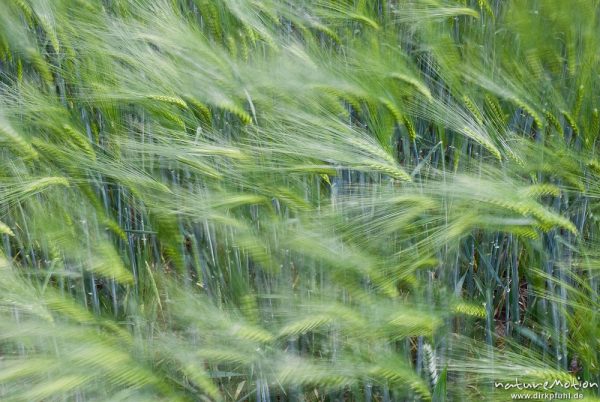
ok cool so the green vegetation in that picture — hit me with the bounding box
[0,0,599,400]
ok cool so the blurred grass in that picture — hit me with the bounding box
[0,0,599,400]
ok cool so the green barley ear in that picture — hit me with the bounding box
[369,362,432,401]
[477,0,494,19]
[0,119,38,160]
[232,324,274,343]
[543,110,564,138]
[573,84,584,118]
[204,3,222,41]
[525,51,544,80]
[586,159,600,175]
[452,301,487,318]
[31,138,64,163]
[0,39,7,62]
[485,94,507,125]
[13,0,34,22]
[511,226,539,239]
[17,177,70,201]
[25,47,53,85]
[89,241,134,284]
[226,34,237,59]
[16,57,22,82]
[278,315,333,337]
[102,217,127,241]
[239,293,259,323]
[182,95,212,126]
[180,365,223,402]
[37,15,60,54]
[238,30,249,61]
[344,94,363,117]
[317,87,350,118]
[503,140,525,167]
[388,72,432,100]
[402,115,417,142]
[561,110,579,140]
[381,99,404,128]
[313,86,363,116]
[461,126,501,160]
[519,184,561,198]
[512,98,543,130]
[146,95,188,110]
[590,107,599,147]
[423,342,439,387]
[217,101,252,125]
[242,24,257,47]
[62,124,96,160]
[366,162,411,182]
[566,34,577,77]
[153,108,186,130]
[0,221,14,237]
[463,95,483,125]
[453,138,462,172]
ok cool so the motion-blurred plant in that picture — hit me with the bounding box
[0,0,599,400]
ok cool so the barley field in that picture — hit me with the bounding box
[0,0,599,401]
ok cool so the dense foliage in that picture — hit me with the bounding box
[1,0,599,400]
